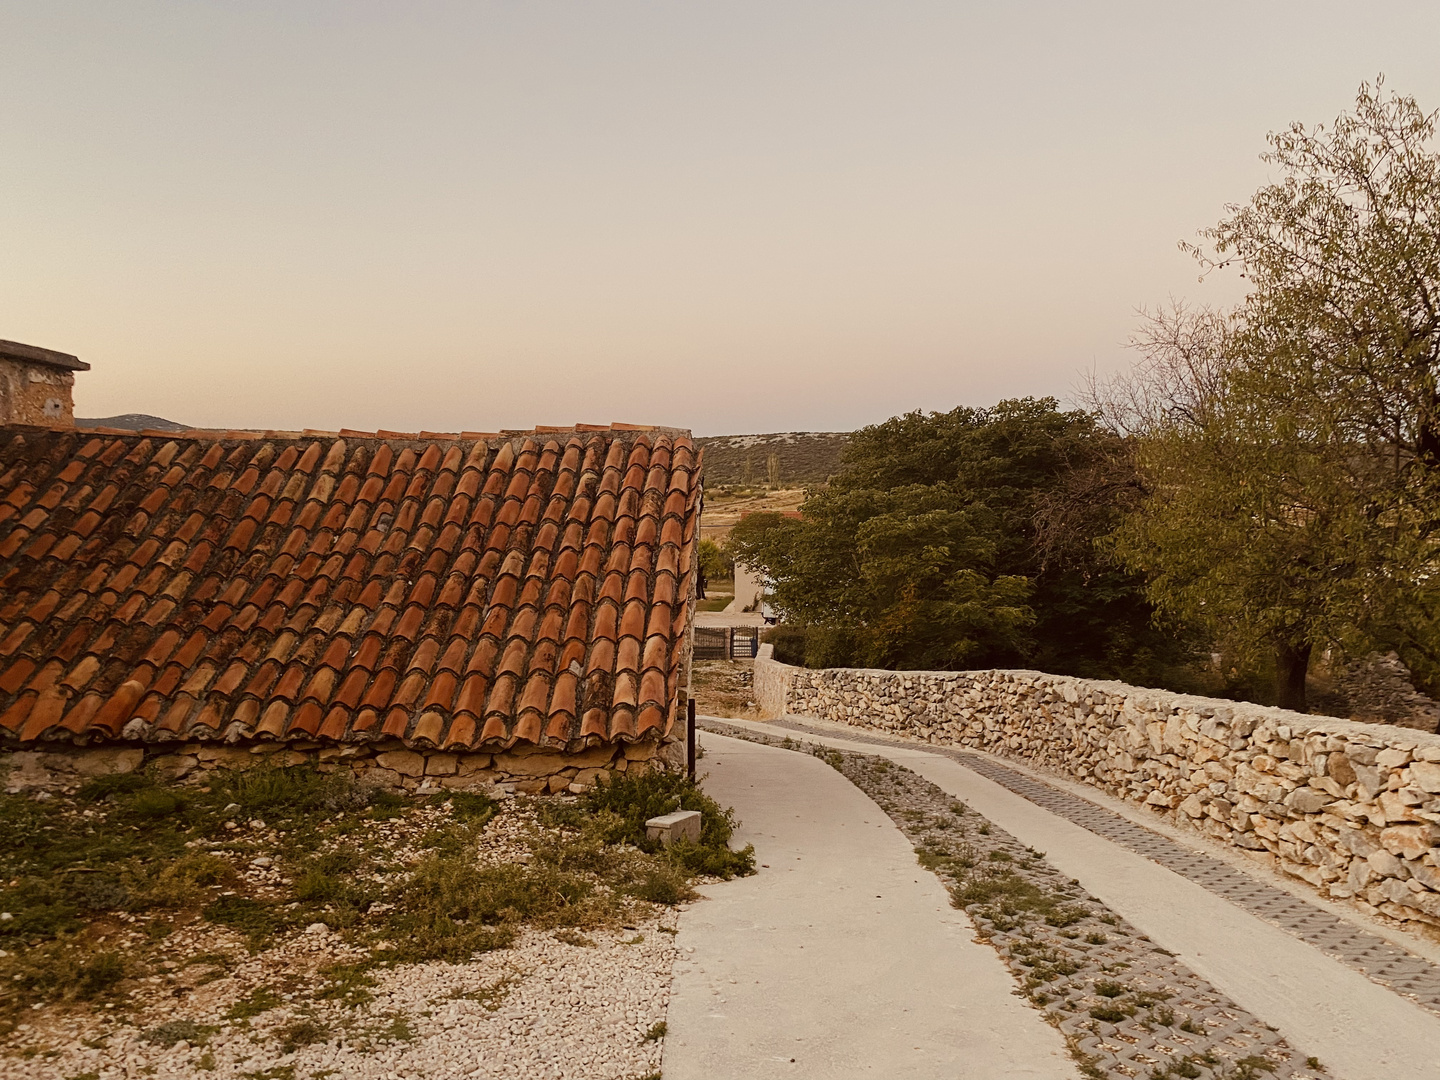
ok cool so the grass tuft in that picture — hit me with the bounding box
[141,1020,215,1048]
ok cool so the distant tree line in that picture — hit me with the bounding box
[728,81,1440,713]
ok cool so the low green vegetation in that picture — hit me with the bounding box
[0,761,752,1031]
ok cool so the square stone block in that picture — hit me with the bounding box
[645,810,702,846]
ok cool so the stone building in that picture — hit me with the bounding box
[0,339,88,426]
[0,359,702,793]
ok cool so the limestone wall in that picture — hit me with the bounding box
[2,736,683,796]
[753,648,1440,929]
[0,357,76,426]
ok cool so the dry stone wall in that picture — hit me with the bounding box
[2,736,683,797]
[753,646,1440,930]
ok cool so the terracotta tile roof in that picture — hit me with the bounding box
[0,424,701,750]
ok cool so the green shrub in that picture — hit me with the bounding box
[9,947,131,1003]
[276,1017,330,1052]
[77,772,152,802]
[581,770,755,879]
[627,863,694,905]
[128,789,182,819]
[215,764,361,818]
[382,855,607,963]
[202,894,287,948]
[761,624,808,666]
[444,791,497,824]
[225,986,283,1021]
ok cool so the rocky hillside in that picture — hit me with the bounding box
[696,432,849,487]
[75,413,189,431]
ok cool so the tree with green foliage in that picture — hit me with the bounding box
[730,398,1187,676]
[1104,80,1440,711]
[696,538,733,581]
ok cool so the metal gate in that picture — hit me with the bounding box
[693,626,730,660]
[730,626,759,659]
[692,626,761,660]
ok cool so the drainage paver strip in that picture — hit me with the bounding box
[767,716,1440,1018]
[701,720,1323,1080]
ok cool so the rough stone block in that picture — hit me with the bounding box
[495,743,615,776]
[73,747,145,777]
[364,767,404,789]
[375,750,426,777]
[1285,788,1334,814]
[1380,824,1434,861]
[425,754,459,776]
[197,746,259,769]
[1411,760,1440,793]
[646,810,702,846]
[149,754,199,778]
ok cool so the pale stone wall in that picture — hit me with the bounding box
[2,735,684,796]
[753,650,1440,929]
[0,357,76,426]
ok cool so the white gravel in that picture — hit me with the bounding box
[2,917,678,1080]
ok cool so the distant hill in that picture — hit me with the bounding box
[75,413,188,432]
[696,431,850,487]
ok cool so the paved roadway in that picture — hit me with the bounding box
[666,719,1440,1080]
[662,732,1078,1079]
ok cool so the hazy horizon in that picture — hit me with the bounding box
[5,2,1440,437]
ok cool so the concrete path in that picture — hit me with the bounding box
[715,717,1440,1080]
[663,732,1077,1080]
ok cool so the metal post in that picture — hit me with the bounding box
[686,697,696,780]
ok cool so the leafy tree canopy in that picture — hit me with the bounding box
[1103,80,1440,711]
[729,398,1189,677]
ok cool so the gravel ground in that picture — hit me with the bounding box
[2,920,675,1080]
[703,720,1328,1080]
[1,796,679,1080]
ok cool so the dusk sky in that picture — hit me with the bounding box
[4,2,1440,436]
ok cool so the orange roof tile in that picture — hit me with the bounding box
[0,426,700,750]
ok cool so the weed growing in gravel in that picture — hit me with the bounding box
[226,987,283,1022]
[141,1019,216,1048]
[315,962,380,1007]
[276,1017,331,1053]
[453,975,517,1011]
[950,871,1089,931]
[642,1020,667,1041]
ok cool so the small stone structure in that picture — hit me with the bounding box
[0,339,87,426]
[644,809,702,846]
[754,646,1440,929]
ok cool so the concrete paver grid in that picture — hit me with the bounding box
[662,733,1077,1080]
[738,716,1440,1080]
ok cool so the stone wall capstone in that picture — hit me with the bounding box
[752,649,1440,930]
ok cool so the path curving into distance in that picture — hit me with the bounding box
[662,731,1078,1080]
